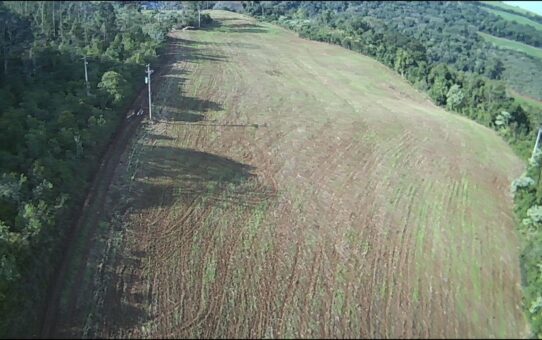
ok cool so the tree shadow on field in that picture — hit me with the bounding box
[229,22,264,29]
[129,145,275,211]
[153,76,224,123]
[198,20,224,31]
[220,22,267,34]
[100,278,148,336]
[215,41,259,49]
[154,96,223,123]
[93,250,152,338]
[46,29,264,339]
[172,38,259,50]
[214,17,240,21]
[170,111,205,122]
[219,27,268,34]
[199,20,268,34]
[163,37,228,63]
[171,37,200,46]
[146,134,175,141]
[91,148,275,337]
[176,96,223,112]
[150,34,230,123]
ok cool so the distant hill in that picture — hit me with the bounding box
[481,6,542,31]
[481,1,542,18]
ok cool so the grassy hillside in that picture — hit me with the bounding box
[509,88,542,108]
[50,10,527,338]
[479,31,542,60]
[481,6,542,31]
[490,48,542,101]
[480,32,542,101]
[481,1,542,17]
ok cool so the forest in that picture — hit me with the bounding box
[0,1,210,336]
[242,0,542,337]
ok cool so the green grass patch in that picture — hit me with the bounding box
[479,31,542,60]
[481,6,542,31]
[509,89,542,111]
[481,1,542,17]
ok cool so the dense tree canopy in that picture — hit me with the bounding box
[0,1,209,337]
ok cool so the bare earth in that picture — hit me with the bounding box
[46,10,528,338]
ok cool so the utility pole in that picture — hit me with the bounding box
[198,3,201,28]
[146,64,154,121]
[531,127,542,162]
[82,56,90,96]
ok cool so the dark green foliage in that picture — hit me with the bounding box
[0,1,209,337]
[513,152,542,337]
[243,1,542,337]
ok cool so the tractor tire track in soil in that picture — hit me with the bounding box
[42,10,528,339]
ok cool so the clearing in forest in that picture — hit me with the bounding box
[479,31,542,61]
[480,6,542,31]
[46,10,527,338]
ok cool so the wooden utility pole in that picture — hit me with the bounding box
[146,64,154,121]
[82,56,89,96]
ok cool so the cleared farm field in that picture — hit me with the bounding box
[481,1,541,17]
[481,6,542,31]
[48,10,527,338]
[479,31,542,60]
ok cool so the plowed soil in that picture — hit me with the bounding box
[43,10,528,338]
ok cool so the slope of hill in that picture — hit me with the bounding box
[481,1,542,18]
[481,6,542,31]
[476,2,542,100]
[479,31,542,60]
[263,1,542,103]
[47,10,527,339]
